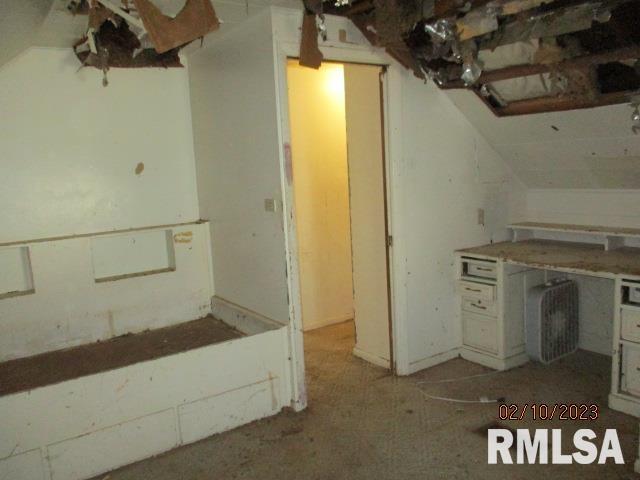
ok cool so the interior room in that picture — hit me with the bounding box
[1,1,640,479]
[287,59,392,367]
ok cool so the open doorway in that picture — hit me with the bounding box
[286,60,393,371]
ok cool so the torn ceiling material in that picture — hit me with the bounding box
[72,0,219,83]
[313,0,640,116]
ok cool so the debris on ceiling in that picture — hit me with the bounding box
[302,0,640,117]
[70,0,219,85]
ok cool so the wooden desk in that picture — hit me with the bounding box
[456,225,640,473]
[454,238,640,416]
[458,239,640,278]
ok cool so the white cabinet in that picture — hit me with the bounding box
[622,308,640,344]
[462,311,497,354]
[456,256,529,371]
[622,344,640,397]
[610,280,640,417]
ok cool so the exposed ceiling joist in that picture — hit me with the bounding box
[311,0,640,117]
[497,88,640,115]
[443,45,640,89]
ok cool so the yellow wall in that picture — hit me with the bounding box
[287,61,354,331]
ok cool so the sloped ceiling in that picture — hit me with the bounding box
[446,89,640,189]
[0,0,55,68]
[3,0,301,68]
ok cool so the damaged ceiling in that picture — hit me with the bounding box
[308,0,640,117]
[68,0,221,84]
[1,1,301,72]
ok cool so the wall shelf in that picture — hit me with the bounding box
[509,222,640,251]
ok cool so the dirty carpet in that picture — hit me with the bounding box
[94,321,637,479]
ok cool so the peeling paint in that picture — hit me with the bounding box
[173,231,193,244]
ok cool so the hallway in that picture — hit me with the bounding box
[98,321,637,479]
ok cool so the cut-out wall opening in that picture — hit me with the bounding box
[0,247,35,299]
[91,229,176,283]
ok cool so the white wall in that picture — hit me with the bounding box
[445,89,640,230]
[0,224,213,362]
[445,90,640,190]
[188,11,290,323]
[270,8,527,374]
[0,0,52,69]
[0,48,200,243]
[399,76,526,372]
[0,48,212,360]
[526,189,640,228]
[287,62,354,331]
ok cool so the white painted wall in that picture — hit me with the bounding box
[0,48,214,360]
[270,8,527,374]
[188,11,290,324]
[526,189,640,228]
[0,223,213,362]
[287,62,354,332]
[0,0,52,68]
[0,48,199,243]
[445,90,640,190]
[398,76,526,372]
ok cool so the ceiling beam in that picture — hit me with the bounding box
[495,89,640,116]
[349,14,425,79]
[433,0,495,18]
[442,45,640,89]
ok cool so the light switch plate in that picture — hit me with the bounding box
[264,198,279,212]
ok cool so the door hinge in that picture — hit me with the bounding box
[387,235,393,247]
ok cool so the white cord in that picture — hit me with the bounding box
[415,370,501,385]
[420,391,503,404]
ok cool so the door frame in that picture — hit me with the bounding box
[273,26,410,411]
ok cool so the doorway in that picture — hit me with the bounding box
[286,60,393,370]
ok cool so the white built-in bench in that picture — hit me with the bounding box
[0,315,289,480]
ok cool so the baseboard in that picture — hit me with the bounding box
[353,347,390,369]
[579,333,613,357]
[404,348,460,375]
[460,348,529,371]
[303,315,352,332]
[211,296,284,335]
[609,393,640,418]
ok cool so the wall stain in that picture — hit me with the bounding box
[135,162,145,175]
[174,231,193,243]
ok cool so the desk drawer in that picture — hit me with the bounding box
[463,312,497,354]
[458,280,495,301]
[467,262,497,280]
[462,297,497,317]
[621,308,640,344]
[630,285,640,304]
[622,344,640,397]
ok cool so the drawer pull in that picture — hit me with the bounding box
[471,303,486,310]
[476,267,492,272]
[465,287,482,293]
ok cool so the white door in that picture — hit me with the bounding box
[343,63,392,369]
